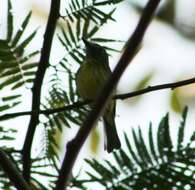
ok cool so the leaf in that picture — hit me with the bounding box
[137,127,153,165]
[2,94,21,102]
[148,122,158,163]
[72,110,195,189]
[0,8,38,91]
[157,114,173,161]
[63,0,118,24]
[1,136,15,140]
[177,106,188,150]
[0,75,22,90]
[58,6,116,68]
[124,133,142,167]
[94,0,124,6]
[12,11,32,47]
[15,29,37,55]
[21,62,38,70]
[7,0,13,41]
[0,105,10,112]
[132,128,147,167]
[91,37,123,43]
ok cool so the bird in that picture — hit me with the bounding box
[75,38,121,153]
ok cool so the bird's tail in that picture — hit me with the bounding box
[103,112,121,153]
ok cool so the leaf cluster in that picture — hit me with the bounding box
[0,0,38,112]
[72,108,195,189]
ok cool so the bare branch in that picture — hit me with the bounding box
[22,0,60,182]
[55,0,161,189]
[1,77,195,121]
[0,150,31,190]
[115,77,195,99]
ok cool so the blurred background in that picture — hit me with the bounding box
[1,0,195,188]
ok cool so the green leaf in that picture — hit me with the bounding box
[94,0,124,6]
[72,110,194,189]
[137,127,153,165]
[11,80,25,90]
[67,21,76,45]
[1,136,15,140]
[157,114,173,161]
[2,94,21,102]
[0,105,10,112]
[21,62,38,70]
[0,75,22,90]
[91,37,123,43]
[0,8,38,92]
[12,11,32,47]
[148,122,158,163]
[7,0,13,41]
[15,29,37,55]
[0,67,20,78]
[124,133,142,167]
[177,106,188,150]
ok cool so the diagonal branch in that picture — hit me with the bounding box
[55,0,161,189]
[1,76,195,121]
[21,0,60,182]
[0,150,31,190]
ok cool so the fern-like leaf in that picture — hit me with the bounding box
[72,108,195,189]
[0,1,38,91]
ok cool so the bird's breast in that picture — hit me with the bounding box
[76,64,110,100]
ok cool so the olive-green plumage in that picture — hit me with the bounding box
[76,38,121,153]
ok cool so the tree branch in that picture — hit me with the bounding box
[115,76,195,99]
[22,0,60,182]
[55,0,161,189]
[1,76,194,121]
[0,150,31,190]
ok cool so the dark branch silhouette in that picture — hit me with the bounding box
[1,77,195,121]
[0,150,31,190]
[55,0,161,189]
[22,0,60,182]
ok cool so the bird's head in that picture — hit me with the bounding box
[82,38,108,64]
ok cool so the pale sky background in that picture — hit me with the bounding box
[1,0,195,189]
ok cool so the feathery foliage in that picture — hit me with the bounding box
[0,0,38,112]
[0,1,38,90]
[72,107,195,189]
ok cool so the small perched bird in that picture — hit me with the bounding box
[76,38,121,153]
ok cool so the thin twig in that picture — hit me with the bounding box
[55,0,161,189]
[1,76,195,121]
[22,0,60,182]
[115,77,195,99]
[0,150,31,190]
